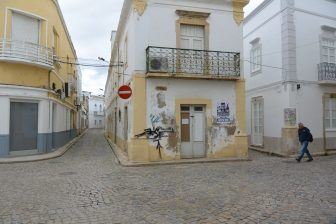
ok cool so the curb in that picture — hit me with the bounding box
[249,147,334,158]
[0,129,88,164]
[105,136,251,167]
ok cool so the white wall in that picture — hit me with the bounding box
[145,79,238,154]
[244,0,336,142]
[0,97,10,135]
[244,0,283,90]
[0,85,74,134]
[295,5,336,82]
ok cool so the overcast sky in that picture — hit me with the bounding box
[58,0,263,95]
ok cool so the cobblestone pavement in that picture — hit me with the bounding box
[0,129,335,224]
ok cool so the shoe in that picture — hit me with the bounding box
[296,158,301,162]
[307,158,313,162]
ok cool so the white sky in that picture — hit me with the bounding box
[58,0,264,95]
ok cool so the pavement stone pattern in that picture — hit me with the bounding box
[0,129,335,224]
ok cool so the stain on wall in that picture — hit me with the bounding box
[157,92,166,108]
[209,117,237,153]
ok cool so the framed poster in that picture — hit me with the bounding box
[284,108,296,126]
[216,102,231,124]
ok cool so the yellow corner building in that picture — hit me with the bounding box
[0,0,81,157]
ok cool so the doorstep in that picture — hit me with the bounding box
[105,136,251,167]
[0,129,88,164]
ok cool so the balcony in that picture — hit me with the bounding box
[318,62,336,85]
[0,39,53,69]
[94,111,105,116]
[146,46,240,79]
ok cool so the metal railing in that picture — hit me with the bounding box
[318,62,336,82]
[146,46,240,77]
[0,38,53,68]
[94,111,105,116]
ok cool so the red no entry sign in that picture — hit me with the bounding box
[118,85,132,99]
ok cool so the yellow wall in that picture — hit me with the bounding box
[0,0,77,108]
[0,62,48,88]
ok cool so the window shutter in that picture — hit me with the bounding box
[12,12,39,44]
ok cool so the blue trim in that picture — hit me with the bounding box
[52,129,78,149]
[37,133,53,153]
[0,130,78,157]
[0,135,9,156]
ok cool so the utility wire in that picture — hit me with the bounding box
[243,40,319,60]
[55,59,122,68]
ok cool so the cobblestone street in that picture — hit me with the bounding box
[0,129,335,224]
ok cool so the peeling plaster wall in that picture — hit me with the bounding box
[146,78,238,157]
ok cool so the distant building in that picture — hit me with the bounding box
[0,0,80,157]
[80,91,90,132]
[243,0,336,156]
[105,0,249,163]
[88,95,105,129]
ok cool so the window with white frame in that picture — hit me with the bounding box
[321,38,336,64]
[124,35,128,66]
[250,39,262,74]
[52,28,60,56]
[325,98,336,129]
[12,12,40,44]
[180,24,205,50]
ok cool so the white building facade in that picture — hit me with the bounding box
[244,0,336,156]
[88,95,105,129]
[105,0,249,163]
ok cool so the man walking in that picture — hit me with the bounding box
[296,122,313,162]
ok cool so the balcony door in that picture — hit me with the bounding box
[252,98,264,146]
[321,38,335,64]
[12,12,39,44]
[180,24,205,74]
[11,12,40,61]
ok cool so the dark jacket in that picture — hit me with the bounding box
[298,127,311,143]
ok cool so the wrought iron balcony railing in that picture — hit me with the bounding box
[94,111,105,116]
[318,62,336,83]
[0,38,53,69]
[146,46,240,77]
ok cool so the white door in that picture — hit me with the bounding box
[181,105,206,158]
[180,24,205,74]
[252,98,264,146]
[324,98,336,150]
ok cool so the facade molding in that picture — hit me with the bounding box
[133,0,147,16]
[246,80,323,94]
[233,0,249,25]
[281,2,297,82]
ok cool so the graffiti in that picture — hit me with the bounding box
[216,102,231,124]
[135,126,174,159]
[284,108,296,126]
[150,114,160,126]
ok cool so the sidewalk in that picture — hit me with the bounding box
[0,129,88,164]
[105,135,251,167]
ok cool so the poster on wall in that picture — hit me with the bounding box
[284,108,296,126]
[216,102,231,124]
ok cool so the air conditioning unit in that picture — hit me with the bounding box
[149,57,169,72]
